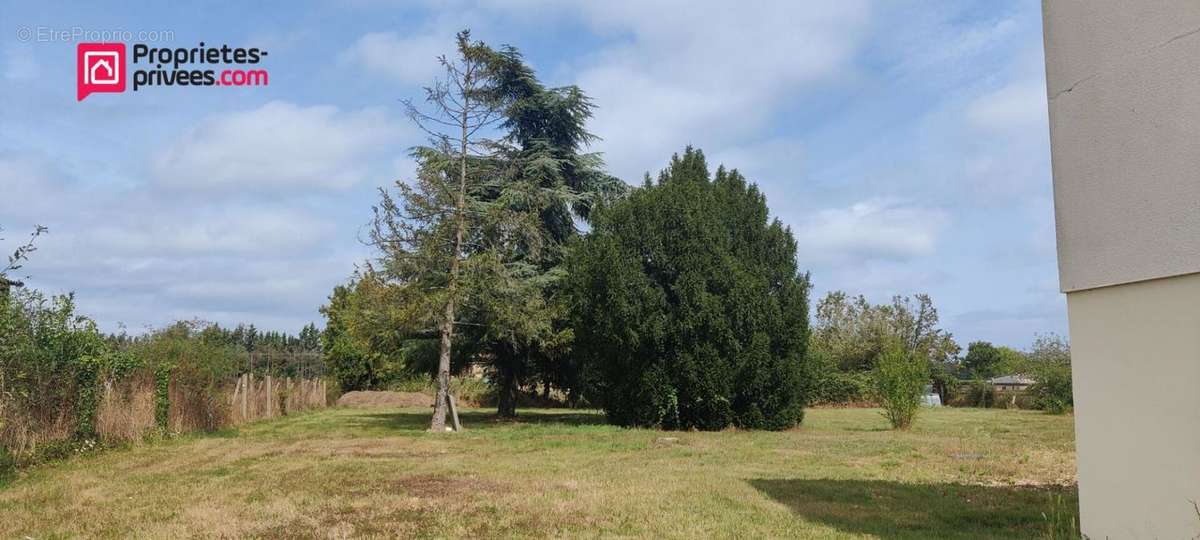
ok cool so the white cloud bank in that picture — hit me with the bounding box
[340,31,451,86]
[793,198,949,264]
[154,101,402,192]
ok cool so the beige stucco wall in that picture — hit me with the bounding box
[1043,0,1200,293]
[1067,273,1200,538]
[1042,1,1200,536]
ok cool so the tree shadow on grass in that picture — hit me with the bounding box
[346,409,608,433]
[749,478,1077,539]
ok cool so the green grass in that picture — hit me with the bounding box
[0,406,1077,538]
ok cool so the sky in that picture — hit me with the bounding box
[0,0,1064,349]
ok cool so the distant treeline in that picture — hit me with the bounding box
[106,321,322,354]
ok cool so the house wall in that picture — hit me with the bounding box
[1042,1,1200,536]
[1067,273,1200,538]
[1043,1,1200,293]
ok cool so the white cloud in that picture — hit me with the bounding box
[86,208,334,256]
[340,31,451,85]
[554,1,872,179]
[793,198,948,264]
[966,80,1047,132]
[153,101,402,192]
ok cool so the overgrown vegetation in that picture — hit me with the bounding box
[0,278,328,472]
[1023,335,1073,414]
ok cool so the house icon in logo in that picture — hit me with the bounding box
[77,43,126,101]
[84,53,119,84]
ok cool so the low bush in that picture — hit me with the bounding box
[809,370,873,405]
[870,341,928,429]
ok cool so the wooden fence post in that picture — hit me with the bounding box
[242,373,249,421]
[448,395,463,432]
[266,374,272,418]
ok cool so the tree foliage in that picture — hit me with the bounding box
[811,291,959,403]
[360,32,623,420]
[0,225,47,296]
[870,339,929,429]
[813,292,959,371]
[1023,334,1072,414]
[567,147,811,431]
[963,341,1002,379]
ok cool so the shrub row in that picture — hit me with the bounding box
[0,290,328,476]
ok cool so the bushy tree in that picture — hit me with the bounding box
[813,292,959,370]
[811,291,958,403]
[319,282,377,391]
[963,341,1002,378]
[568,147,811,431]
[870,339,928,429]
[1024,334,1072,414]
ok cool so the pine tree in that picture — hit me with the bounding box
[369,30,505,431]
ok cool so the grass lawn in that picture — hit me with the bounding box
[0,406,1077,538]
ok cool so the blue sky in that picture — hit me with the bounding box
[0,1,1063,349]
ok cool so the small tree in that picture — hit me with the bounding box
[1025,334,1072,414]
[871,340,928,429]
[963,341,1002,378]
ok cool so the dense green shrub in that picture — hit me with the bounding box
[568,148,811,431]
[128,322,243,431]
[870,341,928,429]
[808,368,872,405]
[0,290,108,455]
[1025,335,1073,414]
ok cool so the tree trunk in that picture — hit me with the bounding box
[431,316,453,431]
[497,357,518,418]
[430,70,472,432]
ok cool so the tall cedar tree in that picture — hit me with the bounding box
[567,148,811,430]
[473,46,625,416]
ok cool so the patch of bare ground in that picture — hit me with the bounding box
[336,391,433,408]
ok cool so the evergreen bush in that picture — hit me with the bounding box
[568,148,811,430]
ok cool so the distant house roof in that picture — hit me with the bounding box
[988,374,1035,386]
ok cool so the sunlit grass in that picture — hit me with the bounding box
[0,406,1077,538]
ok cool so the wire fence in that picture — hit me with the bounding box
[241,351,327,379]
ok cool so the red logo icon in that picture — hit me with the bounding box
[77,43,126,101]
